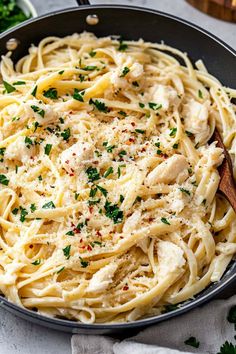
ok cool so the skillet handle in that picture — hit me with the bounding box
[76,0,91,5]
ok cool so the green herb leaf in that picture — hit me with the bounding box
[173,143,179,149]
[135,129,145,134]
[44,144,52,156]
[106,145,116,153]
[179,187,191,196]
[104,166,113,178]
[118,150,127,158]
[58,70,64,75]
[31,86,37,97]
[63,245,71,259]
[185,130,193,137]
[43,88,58,99]
[79,257,89,268]
[88,198,101,206]
[169,127,177,137]
[89,187,98,197]
[83,66,97,71]
[161,217,170,225]
[32,259,41,265]
[79,74,85,82]
[89,99,109,113]
[20,206,28,222]
[12,207,19,215]
[13,81,25,85]
[104,200,123,224]
[42,201,55,209]
[75,192,79,200]
[89,50,96,57]
[217,341,236,354]
[61,128,71,141]
[66,230,74,236]
[148,102,162,110]
[120,66,130,77]
[139,102,145,108]
[163,304,179,313]
[86,166,100,182]
[25,136,33,148]
[0,174,9,186]
[119,194,124,203]
[57,266,65,274]
[31,105,45,118]
[73,88,84,102]
[30,203,37,212]
[118,42,128,51]
[97,185,108,197]
[184,337,200,349]
[3,80,16,93]
[198,89,203,99]
[118,110,127,117]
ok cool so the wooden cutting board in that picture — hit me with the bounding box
[186,0,236,22]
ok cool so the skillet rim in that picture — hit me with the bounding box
[0,4,235,331]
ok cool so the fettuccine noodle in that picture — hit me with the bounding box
[0,32,235,323]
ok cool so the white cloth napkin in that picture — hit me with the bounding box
[72,295,236,354]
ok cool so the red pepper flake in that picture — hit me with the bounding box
[123,285,129,291]
[131,122,135,127]
[65,160,69,164]
[129,137,135,142]
[89,206,93,213]
[87,245,92,251]
[69,173,74,176]
[79,238,83,243]
[71,222,75,227]
[72,153,76,156]
[122,129,128,133]
[141,148,146,152]
[29,244,33,249]
[74,228,81,234]
[96,230,102,237]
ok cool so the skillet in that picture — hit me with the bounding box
[0,0,235,334]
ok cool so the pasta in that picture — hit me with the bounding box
[0,32,235,324]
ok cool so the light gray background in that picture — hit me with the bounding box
[0,1,235,353]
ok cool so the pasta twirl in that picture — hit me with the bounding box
[0,32,235,323]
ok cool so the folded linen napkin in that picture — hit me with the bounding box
[72,295,236,354]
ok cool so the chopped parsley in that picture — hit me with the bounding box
[20,207,28,222]
[43,88,58,99]
[198,89,203,99]
[119,195,124,203]
[117,164,126,178]
[31,85,37,97]
[179,187,191,196]
[58,70,64,75]
[66,230,74,236]
[118,110,127,117]
[63,245,71,259]
[83,65,97,71]
[217,341,236,354]
[185,130,193,137]
[30,203,37,212]
[57,266,65,274]
[163,304,179,312]
[227,305,236,326]
[42,201,55,209]
[3,80,16,93]
[31,105,45,118]
[32,259,41,265]
[73,88,84,102]
[88,198,101,206]
[169,127,177,137]
[76,222,86,231]
[104,200,123,224]
[173,143,179,149]
[0,147,5,162]
[12,207,19,215]
[79,257,89,268]
[25,136,33,148]
[89,99,109,113]
[134,195,142,204]
[148,102,162,110]
[157,149,162,155]
[118,41,128,51]
[184,337,199,348]
[118,150,127,158]
[33,121,41,133]
[61,128,71,141]
[44,144,52,156]
[86,166,100,182]
[97,185,108,197]
[161,217,170,225]
[89,187,97,198]
[104,166,113,178]
[106,145,116,153]
[79,74,85,82]
[38,175,42,181]
[75,192,79,200]
[0,174,9,186]
[89,50,96,57]
[135,129,145,134]
[120,66,130,77]
[139,102,145,108]
[13,81,25,85]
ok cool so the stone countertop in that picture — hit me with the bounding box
[0,1,235,354]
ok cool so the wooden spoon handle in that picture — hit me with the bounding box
[186,0,236,22]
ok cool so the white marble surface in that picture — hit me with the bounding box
[0,1,235,354]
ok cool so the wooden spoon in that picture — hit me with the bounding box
[212,128,236,212]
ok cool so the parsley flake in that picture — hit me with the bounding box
[0,174,9,186]
[42,201,55,209]
[104,200,123,224]
[44,144,52,156]
[104,166,113,178]
[86,166,100,182]
[89,99,109,113]
[184,337,199,349]
[3,80,16,93]
[63,245,71,259]
[120,66,130,77]
[73,88,84,102]
[79,257,89,268]
[32,259,41,265]
[61,128,71,141]
[161,217,170,225]
[43,88,58,99]
[31,105,45,118]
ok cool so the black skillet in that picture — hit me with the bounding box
[0,0,235,334]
